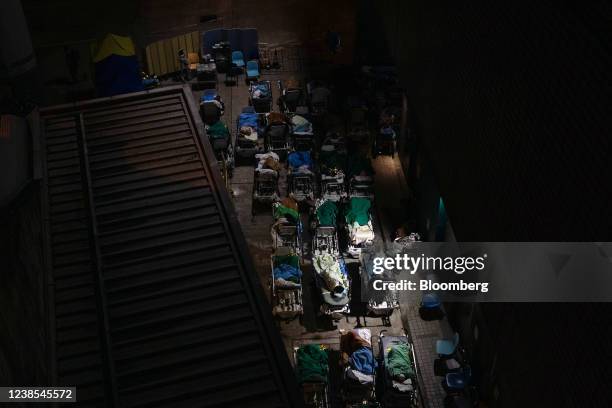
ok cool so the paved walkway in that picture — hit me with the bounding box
[188,44,453,408]
[371,152,454,408]
[401,294,453,408]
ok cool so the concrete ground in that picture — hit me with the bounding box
[176,2,455,404]
[187,54,453,407]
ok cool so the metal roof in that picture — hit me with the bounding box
[40,86,301,407]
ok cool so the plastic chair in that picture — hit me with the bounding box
[246,60,260,81]
[421,293,441,309]
[436,332,459,356]
[419,293,445,321]
[443,366,472,392]
[231,51,245,67]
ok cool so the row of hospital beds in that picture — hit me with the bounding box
[293,329,421,407]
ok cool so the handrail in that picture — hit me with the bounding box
[76,113,119,407]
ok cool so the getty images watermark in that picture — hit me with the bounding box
[371,253,490,293]
[361,242,612,302]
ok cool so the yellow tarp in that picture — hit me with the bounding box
[93,34,136,63]
[145,31,200,76]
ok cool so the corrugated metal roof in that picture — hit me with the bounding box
[40,86,301,408]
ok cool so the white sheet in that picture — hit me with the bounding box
[348,221,375,244]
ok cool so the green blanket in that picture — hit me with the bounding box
[208,121,229,140]
[273,254,300,269]
[296,344,329,383]
[345,197,371,226]
[274,204,299,222]
[386,343,415,379]
[316,200,338,226]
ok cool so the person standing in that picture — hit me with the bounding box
[178,49,189,81]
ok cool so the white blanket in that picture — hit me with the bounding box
[255,152,280,174]
[347,368,375,385]
[239,126,258,141]
[348,221,375,244]
[255,151,280,162]
[352,328,372,345]
[290,166,313,175]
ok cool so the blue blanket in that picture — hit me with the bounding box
[201,90,218,102]
[350,347,377,375]
[273,264,301,283]
[287,151,313,171]
[252,83,270,98]
[339,258,348,277]
[238,112,259,130]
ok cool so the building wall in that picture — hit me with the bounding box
[0,182,48,386]
[0,100,47,387]
[0,0,36,79]
[370,1,609,242]
[0,115,31,206]
[363,2,611,406]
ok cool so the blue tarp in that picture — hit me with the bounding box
[95,54,143,97]
[287,151,312,171]
[273,264,301,283]
[350,347,377,375]
[202,28,259,60]
[238,112,259,130]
